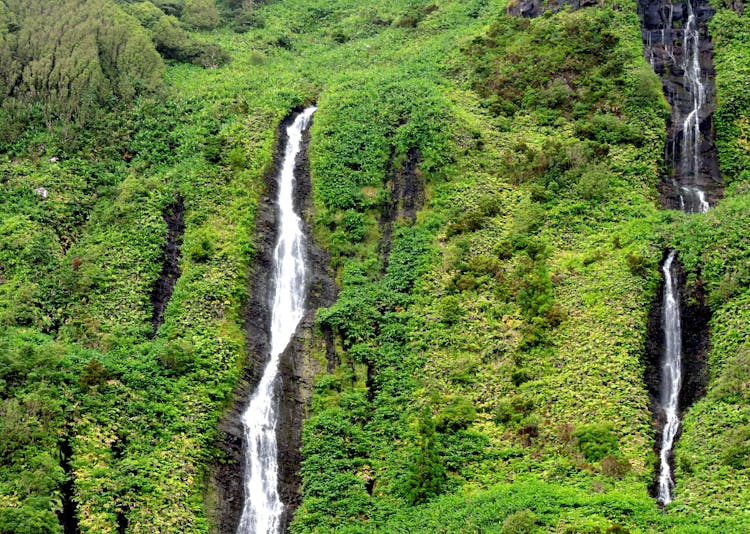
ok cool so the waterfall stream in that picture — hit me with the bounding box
[640,0,717,506]
[237,106,316,534]
[657,251,682,505]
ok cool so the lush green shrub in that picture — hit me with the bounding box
[181,0,219,30]
[157,339,195,374]
[723,424,750,469]
[435,397,477,432]
[573,424,620,463]
[79,359,112,390]
[404,408,445,505]
[501,509,538,534]
[600,455,631,479]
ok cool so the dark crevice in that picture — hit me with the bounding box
[111,434,127,460]
[150,194,185,336]
[378,146,423,269]
[322,323,338,373]
[362,145,424,404]
[57,430,80,534]
[116,509,129,534]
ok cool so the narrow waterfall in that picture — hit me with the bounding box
[237,106,316,534]
[639,0,722,210]
[657,251,682,505]
[639,0,720,506]
[673,0,711,214]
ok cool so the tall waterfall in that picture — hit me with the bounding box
[639,0,719,506]
[237,106,316,534]
[674,0,710,214]
[657,251,682,505]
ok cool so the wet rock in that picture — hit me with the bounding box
[645,252,709,496]
[638,0,723,209]
[379,146,424,267]
[150,195,185,336]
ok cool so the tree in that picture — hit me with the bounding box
[0,0,164,122]
[403,408,446,505]
[181,0,219,30]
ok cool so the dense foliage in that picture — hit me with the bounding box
[0,0,749,532]
[0,0,164,123]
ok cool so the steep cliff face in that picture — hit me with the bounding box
[638,0,723,209]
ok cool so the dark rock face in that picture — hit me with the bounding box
[379,146,424,267]
[211,110,336,533]
[644,252,709,496]
[506,0,599,18]
[638,0,723,209]
[150,194,185,336]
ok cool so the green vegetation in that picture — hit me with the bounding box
[0,0,164,123]
[1,0,749,531]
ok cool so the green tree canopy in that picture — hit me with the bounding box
[0,0,164,122]
[181,0,219,30]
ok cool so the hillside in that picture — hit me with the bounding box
[0,0,748,532]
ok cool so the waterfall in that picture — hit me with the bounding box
[676,0,709,213]
[237,106,316,534]
[638,0,719,506]
[681,1,703,183]
[657,251,682,505]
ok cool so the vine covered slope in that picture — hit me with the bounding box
[0,0,749,532]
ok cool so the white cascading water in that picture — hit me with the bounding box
[657,0,709,505]
[657,250,682,505]
[674,0,709,214]
[237,106,316,534]
[681,0,704,185]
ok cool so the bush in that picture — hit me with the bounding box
[712,343,750,403]
[341,210,367,242]
[576,163,610,201]
[626,252,648,277]
[186,229,215,263]
[496,396,534,425]
[723,424,750,469]
[435,397,477,432]
[501,509,538,534]
[600,455,631,479]
[158,339,195,375]
[404,408,445,504]
[79,359,111,391]
[439,296,464,325]
[573,424,619,463]
[181,0,220,30]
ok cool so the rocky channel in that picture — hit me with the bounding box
[211,109,336,533]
